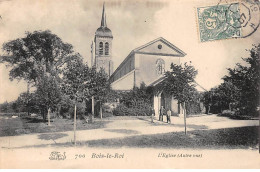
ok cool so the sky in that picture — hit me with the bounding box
[0,0,259,103]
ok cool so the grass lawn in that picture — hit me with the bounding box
[0,115,110,137]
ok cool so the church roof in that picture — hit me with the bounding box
[148,76,167,87]
[149,76,207,92]
[95,3,113,38]
[133,37,186,56]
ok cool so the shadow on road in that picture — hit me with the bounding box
[137,116,208,130]
[83,126,259,149]
[38,133,68,141]
[8,126,258,150]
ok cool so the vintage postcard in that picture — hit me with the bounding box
[0,0,259,169]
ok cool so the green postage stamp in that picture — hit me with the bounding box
[197,1,260,42]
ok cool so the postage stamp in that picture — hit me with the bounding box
[197,0,260,42]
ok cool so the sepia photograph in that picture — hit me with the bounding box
[0,0,259,169]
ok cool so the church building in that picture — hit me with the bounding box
[92,4,187,117]
[109,37,186,116]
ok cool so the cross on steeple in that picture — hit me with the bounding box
[101,3,107,27]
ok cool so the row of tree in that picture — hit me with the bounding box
[2,30,257,121]
[0,30,110,120]
[203,44,260,117]
[1,30,203,120]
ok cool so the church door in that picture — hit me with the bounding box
[160,92,165,109]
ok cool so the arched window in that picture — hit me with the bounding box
[156,59,165,75]
[105,42,109,55]
[99,42,103,55]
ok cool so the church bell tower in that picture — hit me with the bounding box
[94,3,113,77]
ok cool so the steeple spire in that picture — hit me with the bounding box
[101,3,107,27]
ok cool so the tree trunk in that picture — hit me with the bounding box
[47,107,51,126]
[74,104,77,145]
[184,102,187,135]
[151,110,154,123]
[57,105,61,118]
[27,82,30,116]
[92,96,94,118]
[100,102,103,119]
[42,109,46,121]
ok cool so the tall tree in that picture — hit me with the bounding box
[61,57,87,102]
[88,68,110,119]
[223,44,260,116]
[157,63,198,103]
[61,59,111,143]
[157,62,198,134]
[204,44,260,116]
[1,30,81,119]
[203,81,239,114]
[1,30,80,85]
[61,57,88,145]
[35,75,62,121]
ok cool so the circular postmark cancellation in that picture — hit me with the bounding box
[226,0,260,38]
[197,0,260,42]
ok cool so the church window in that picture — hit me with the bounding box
[158,44,162,49]
[156,58,165,75]
[105,42,109,55]
[99,42,103,55]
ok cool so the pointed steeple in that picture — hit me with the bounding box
[95,2,112,38]
[101,3,107,27]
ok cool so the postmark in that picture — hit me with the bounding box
[239,0,260,37]
[197,0,260,42]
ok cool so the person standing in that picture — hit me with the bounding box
[151,107,155,123]
[159,106,164,121]
[167,109,171,124]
